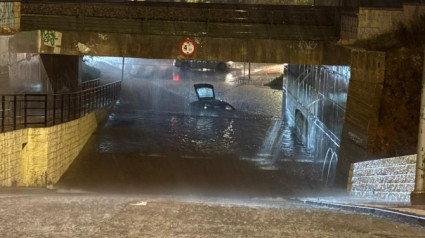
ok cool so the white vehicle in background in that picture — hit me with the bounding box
[174,60,233,72]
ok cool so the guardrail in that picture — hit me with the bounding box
[80,79,100,90]
[0,81,121,133]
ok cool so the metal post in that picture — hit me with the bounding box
[412,49,425,205]
[53,95,56,125]
[22,95,26,129]
[44,95,48,127]
[96,88,100,109]
[68,94,71,121]
[73,94,77,119]
[110,84,112,103]
[79,91,82,116]
[61,94,64,123]
[101,87,104,107]
[121,57,125,82]
[1,96,4,132]
[248,62,251,81]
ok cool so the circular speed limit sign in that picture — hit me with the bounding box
[179,39,196,57]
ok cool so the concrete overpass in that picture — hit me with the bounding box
[12,1,350,65]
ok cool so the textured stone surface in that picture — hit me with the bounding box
[0,129,27,186]
[349,155,416,201]
[357,8,403,40]
[357,5,425,40]
[46,113,98,185]
[342,5,425,42]
[0,106,111,187]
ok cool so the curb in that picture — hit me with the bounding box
[298,199,425,227]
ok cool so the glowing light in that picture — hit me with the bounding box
[225,73,235,85]
[173,75,180,81]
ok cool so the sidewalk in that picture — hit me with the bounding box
[297,194,425,226]
[2,188,425,228]
[2,189,425,237]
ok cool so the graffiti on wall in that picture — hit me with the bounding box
[42,31,58,47]
[42,30,62,47]
[41,30,62,54]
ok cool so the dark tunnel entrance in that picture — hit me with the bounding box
[57,56,348,197]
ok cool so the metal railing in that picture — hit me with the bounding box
[81,79,100,90]
[0,81,121,133]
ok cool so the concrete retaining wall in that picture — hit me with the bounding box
[0,129,27,187]
[348,155,416,201]
[0,105,111,187]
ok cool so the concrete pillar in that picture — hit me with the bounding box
[411,49,425,205]
[336,50,385,188]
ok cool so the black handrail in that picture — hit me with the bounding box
[0,81,121,133]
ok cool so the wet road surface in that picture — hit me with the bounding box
[1,191,425,237]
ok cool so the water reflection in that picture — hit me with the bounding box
[116,60,311,163]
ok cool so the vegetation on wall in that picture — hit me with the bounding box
[363,14,425,158]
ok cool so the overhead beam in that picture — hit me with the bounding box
[10,30,350,65]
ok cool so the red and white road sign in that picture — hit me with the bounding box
[179,39,196,57]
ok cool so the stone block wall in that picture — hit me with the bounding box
[348,155,416,201]
[357,4,425,40]
[0,105,110,187]
[357,8,403,40]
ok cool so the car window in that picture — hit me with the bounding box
[197,87,214,99]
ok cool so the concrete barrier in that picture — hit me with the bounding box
[0,104,112,187]
[348,155,416,201]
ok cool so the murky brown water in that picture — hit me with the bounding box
[58,63,321,196]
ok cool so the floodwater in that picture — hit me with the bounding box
[58,61,320,197]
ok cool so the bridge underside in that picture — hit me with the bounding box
[11,30,350,65]
[15,1,349,65]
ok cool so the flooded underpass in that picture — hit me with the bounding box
[4,60,425,238]
[57,59,322,197]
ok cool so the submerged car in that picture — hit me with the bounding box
[189,83,236,117]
